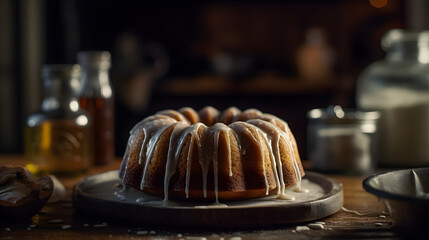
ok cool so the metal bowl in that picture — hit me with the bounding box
[363,168,429,236]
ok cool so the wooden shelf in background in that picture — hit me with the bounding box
[161,72,336,96]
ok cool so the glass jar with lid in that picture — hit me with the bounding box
[356,29,429,167]
[25,65,93,176]
[307,105,379,174]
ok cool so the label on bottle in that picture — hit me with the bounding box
[25,119,92,176]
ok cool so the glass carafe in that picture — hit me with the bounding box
[25,65,93,176]
[356,29,429,167]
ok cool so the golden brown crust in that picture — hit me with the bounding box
[179,107,199,125]
[121,107,305,201]
[198,106,220,126]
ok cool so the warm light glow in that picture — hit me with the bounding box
[69,100,79,112]
[418,50,429,63]
[361,124,376,133]
[28,119,36,127]
[309,109,323,119]
[100,71,113,98]
[333,105,345,118]
[101,86,112,98]
[76,115,89,126]
[369,0,388,8]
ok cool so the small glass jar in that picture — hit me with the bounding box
[307,106,379,174]
[356,29,429,167]
[78,51,115,165]
[25,65,93,177]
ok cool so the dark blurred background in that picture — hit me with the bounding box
[0,0,427,158]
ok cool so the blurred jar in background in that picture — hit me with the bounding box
[357,29,429,167]
[296,28,335,83]
[25,65,93,177]
[78,51,115,165]
[307,106,379,175]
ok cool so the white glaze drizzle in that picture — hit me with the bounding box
[246,119,285,196]
[119,116,159,180]
[282,128,303,192]
[283,128,303,192]
[226,130,233,177]
[119,115,175,189]
[119,130,135,182]
[209,123,233,203]
[235,121,270,195]
[163,122,188,201]
[138,118,177,190]
[137,129,147,165]
[240,119,300,198]
[171,123,204,199]
[266,115,303,192]
[119,107,305,202]
[129,115,172,134]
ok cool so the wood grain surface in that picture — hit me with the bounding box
[0,155,400,240]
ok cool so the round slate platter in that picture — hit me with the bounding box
[73,170,343,228]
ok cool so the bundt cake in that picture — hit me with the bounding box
[119,106,305,202]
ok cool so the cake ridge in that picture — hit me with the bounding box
[246,119,283,195]
[233,121,271,195]
[119,106,305,202]
[139,121,176,190]
[164,122,196,201]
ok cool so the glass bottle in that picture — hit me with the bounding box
[356,29,429,167]
[25,65,93,177]
[77,51,115,165]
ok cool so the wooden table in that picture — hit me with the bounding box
[0,155,399,239]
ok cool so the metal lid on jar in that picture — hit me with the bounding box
[307,105,380,124]
[382,29,429,51]
[42,64,81,79]
[41,64,82,99]
[77,51,111,69]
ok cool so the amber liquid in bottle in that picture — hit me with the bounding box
[25,120,93,177]
[79,97,115,165]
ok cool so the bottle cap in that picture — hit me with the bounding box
[382,29,429,52]
[77,51,111,69]
[307,105,380,125]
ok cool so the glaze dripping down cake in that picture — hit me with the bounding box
[119,106,305,202]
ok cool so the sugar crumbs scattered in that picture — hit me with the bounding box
[61,225,72,230]
[93,222,108,228]
[49,219,64,224]
[185,237,207,240]
[307,223,324,230]
[136,230,148,235]
[295,226,310,232]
